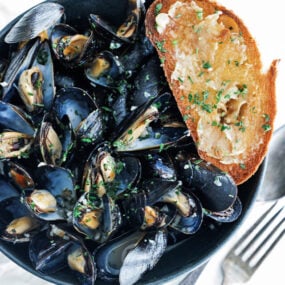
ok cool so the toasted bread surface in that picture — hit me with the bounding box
[146,0,277,185]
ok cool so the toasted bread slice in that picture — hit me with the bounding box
[145,0,278,185]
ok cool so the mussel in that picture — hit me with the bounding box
[23,165,76,221]
[73,192,122,243]
[94,229,167,285]
[0,197,42,243]
[175,151,238,212]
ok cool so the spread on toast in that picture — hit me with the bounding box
[146,0,278,184]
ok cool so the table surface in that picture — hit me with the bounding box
[0,1,284,285]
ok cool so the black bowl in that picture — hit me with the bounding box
[0,1,265,284]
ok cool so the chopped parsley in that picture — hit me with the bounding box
[239,163,246,170]
[263,113,270,122]
[155,3,163,15]
[172,39,178,46]
[178,77,184,83]
[196,10,203,20]
[156,40,166,52]
[262,124,271,132]
[202,61,212,69]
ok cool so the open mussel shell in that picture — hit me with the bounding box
[204,196,242,223]
[51,23,97,68]
[175,152,238,212]
[0,131,34,159]
[4,3,64,44]
[89,0,141,45]
[50,224,97,284]
[82,143,142,197]
[67,243,96,285]
[94,229,167,285]
[113,93,189,152]
[1,38,42,102]
[73,192,122,243]
[0,101,34,136]
[29,223,97,283]
[0,160,34,191]
[15,39,55,113]
[0,197,42,243]
[37,113,74,166]
[53,87,96,131]
[85,51,124,88]
[38,114,64,166]
[23,165,76,221]
[119,179,181,229]
[26,40,55,111]
[29,229,73,274]
[167,191,203,235]
[0,175,21,202]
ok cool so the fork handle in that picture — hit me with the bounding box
[221,274,232,285]
[221,269,242,285]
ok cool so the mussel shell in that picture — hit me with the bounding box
[76,109,105,145]
[94,229,167,284]
[29,230,72,274]
[204,196,242,223]
[113,92,189,152]
[31,40,55,111]
[85,51,124,88]
[49,223,97,285]
[119,230,167,285]
[169,192,203,235]
[1,160,34,191]
[73,193,122,243]
[140,152,176,181]
[94,230,145,281]
[119,24,155,76]
[67,243,96,285]
[38,115,63,166]
[37,113,74,166]
[4,3,64,44]
[111,156,141,196]
[53,87,96,131]
[131,55,166,107]
[119,179,181,228]
[1,38,41,102]
[141,203,177,231]
[176,153,237,212]
[0,197,41,243]
[0,101,34,136]
[0,175,20,202]
[23,165,76,221]
[51,23,97,68]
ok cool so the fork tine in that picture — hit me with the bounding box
[238,206,283,257]
[231,202,277,253]
[252,227,284,271]
[246,216,284,262]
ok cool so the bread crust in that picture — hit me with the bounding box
[145,0,278,185]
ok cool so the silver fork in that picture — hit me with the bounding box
[221,202,285,285]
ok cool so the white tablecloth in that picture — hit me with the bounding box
[0,1,284,284]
